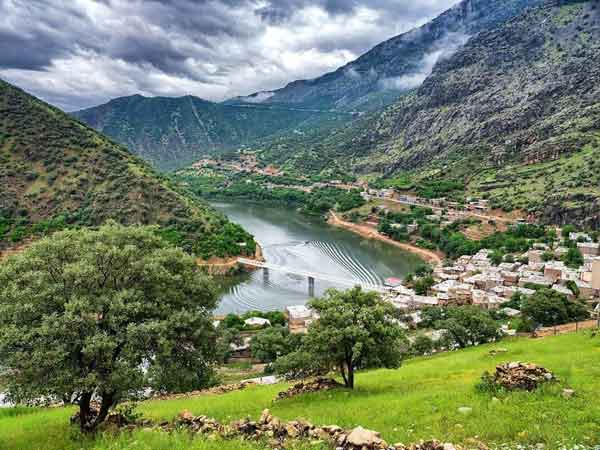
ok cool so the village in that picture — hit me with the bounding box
[190,153,600,354]
[281,231,600,332]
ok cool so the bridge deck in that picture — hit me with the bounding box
[238,258,389,293]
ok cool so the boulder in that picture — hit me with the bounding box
[346,426,381,447]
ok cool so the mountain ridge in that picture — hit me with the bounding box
[73,93,349,171]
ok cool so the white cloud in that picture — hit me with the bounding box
[0,0,459,110]
[380,31,470,91]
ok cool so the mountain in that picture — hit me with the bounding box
[258,0,600,226]
[73,0,542,172]
[237,0,545,112]
[73,94,349,171]
[0,79,250,252]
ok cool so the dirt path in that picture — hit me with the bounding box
[328,211,443,265]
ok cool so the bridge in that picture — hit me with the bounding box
[237,258,389,296]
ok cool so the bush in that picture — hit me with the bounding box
[411,335,434,356]
[435,306,502,348]
[521,288,590,327]
[250,326,302,363]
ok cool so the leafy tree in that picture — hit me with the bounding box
[278,287,406,389]
[414,276,435,295]
[0,223,218,431]
[418,307,447,329]
[250,326,302,363]
[272,350,325,380]
[221,313,246,330]
[562,247,584,269]
[436,306,502,348]
[411,335,435,356]
[414,263,433,277]
[490,250,504,266]
[521,288,590,327]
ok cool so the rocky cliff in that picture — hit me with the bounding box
[239,0,544,111]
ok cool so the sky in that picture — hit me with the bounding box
[0,0,459,111]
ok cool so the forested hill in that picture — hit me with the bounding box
[0,79,253,255]
[236,0,544,112]
[73,94,348,171]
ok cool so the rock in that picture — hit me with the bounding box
[562,388,576,399]
[177,410,194,421]
[323,425,343,435]
[277,377,343,400]
[488,348,508,356]
[492,362,555,391]
[457,407,472,415]
[260,409,273,424]
[286,421,300,438]
[443,444,457,450]
[347,426,381,447]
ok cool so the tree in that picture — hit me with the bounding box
[0,223,218,431]
[521,288,590,327]
[414,276,435,295]
[250,326,302,363]
[282,287,406,389]
[411,334,435,356]
[436,306,502,348]
[562,247,584,269]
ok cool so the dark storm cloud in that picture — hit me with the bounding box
[0,0,458,110]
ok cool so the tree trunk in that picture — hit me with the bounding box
[78,392,93,431]
[347,363,355,389]
[339,360,349,387]
[91,392,115,429]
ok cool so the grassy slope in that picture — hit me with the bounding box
[0,79,232,250]
[3,333,600,450]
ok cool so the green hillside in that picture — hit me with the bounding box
[3,332,599,450]
[73,95,350,171]
[0,79,253,256]
[253,0,600,227]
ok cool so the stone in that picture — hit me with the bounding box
[277,378,343,400]
[457,407,472,415]
[562,388,576,399]
[178,410,194,421]
[492,362,555,391]
[261,409,273,424]
[443,444,457,450]
[347,426,381,447]
[285,421,300,438]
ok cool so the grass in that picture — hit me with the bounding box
[3,333,600,450]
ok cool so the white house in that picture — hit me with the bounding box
[244,317,271,327]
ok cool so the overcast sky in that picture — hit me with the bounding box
[0,0,458,111]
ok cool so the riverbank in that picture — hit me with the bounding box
[197,244,265,276]
[328,211,443,265]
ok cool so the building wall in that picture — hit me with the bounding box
[592,259,600,291]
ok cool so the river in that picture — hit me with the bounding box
[212,202,422,314]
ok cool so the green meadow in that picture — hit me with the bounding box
[3,332,600,450]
